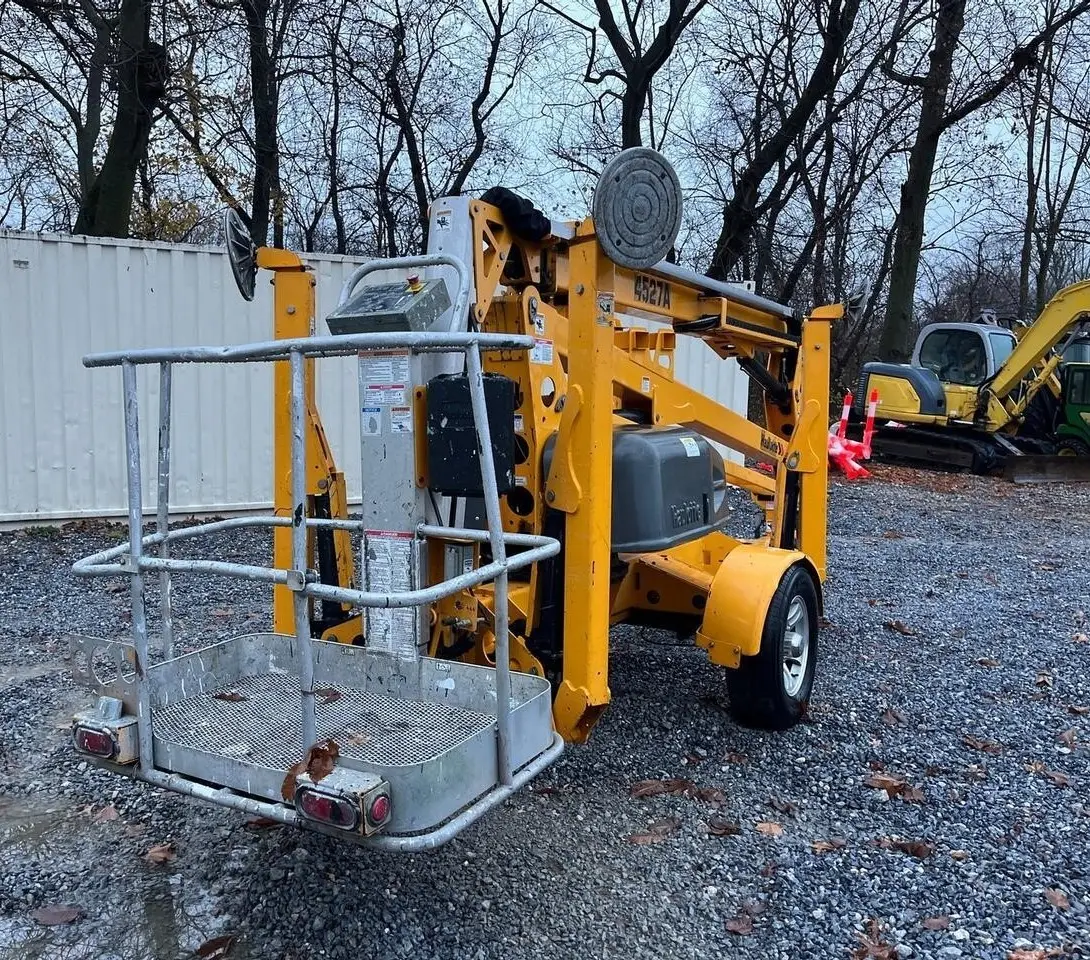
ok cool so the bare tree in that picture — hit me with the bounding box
[878,0,1090,362]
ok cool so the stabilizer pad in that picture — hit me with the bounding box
[592,148,682,270]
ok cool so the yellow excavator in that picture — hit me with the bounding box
[852,281,1090,480]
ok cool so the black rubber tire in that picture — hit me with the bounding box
[1057,437,1090,456]
[726,564,818,731]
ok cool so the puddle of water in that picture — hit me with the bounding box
[0,873,250,960]
[0,663,62,685]
[1,798,251,960]
[0,799,74,855]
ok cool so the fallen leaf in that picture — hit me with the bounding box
[768,796,797,815]
[1068,705,1090,716]
[883,620,917,636]
[811,838,847,853]
[281,738,340,802]
[1045,888,1070,911]
[901,784,926,803]
[963,734,1004,754]
[1046,768,1070,788]
[707,814,741,837]
[314,687,341,705]
[893,839,934,859]
[531,785,559,797]
[30,905,82,925]
[340,729,371,747]
[740,897,766,916]
[721,751,747,764]
[1073,632,1088,644]
[196,935,237,959]
[759,861,777,877]
[881,707,906,726]
[876,837,934,859]
[1036,561,1057,571]
[214,690,248,703]
[243,817,282,831]
[725,914,754,935]
[950,849,970,861]
[1036,671,1054,688]
[124,823,146,837]
[692,786,726,804]
[865,771,907,797]
[755,821,784,837]
[1058,728,1078,748]
[630,778,693,798]
[629,778,723,804]
[145,842,176,865]
[93,805,119,823]
[853,918,897,959]
[975,656,1001,667]
[627,817,680,845]
[882,529,905,539]
[922,915,950,931]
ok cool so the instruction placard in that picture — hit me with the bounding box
[360,350,409,406]
[530,338,554,365]
[360,350,410,384]
[361,406,383,436]
[390,406,413,434]
[363,531,417,659]
[680,436,701,458]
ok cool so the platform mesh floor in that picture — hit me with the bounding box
[152,673,493,769]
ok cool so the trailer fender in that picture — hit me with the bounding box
[695,544,821,669]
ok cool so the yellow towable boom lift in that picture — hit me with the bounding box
[69,150,839,847]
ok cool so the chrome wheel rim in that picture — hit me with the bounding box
[782,596,810,698]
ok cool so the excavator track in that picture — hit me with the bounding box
[848,423,1004,474]
[848,422,1090,482]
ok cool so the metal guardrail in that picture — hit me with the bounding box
[75,325,559,793]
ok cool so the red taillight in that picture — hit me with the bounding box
[74,725,115,758]
[296,788,359,831]
[368,794,391,825]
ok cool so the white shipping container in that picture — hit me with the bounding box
[0,230,747,524]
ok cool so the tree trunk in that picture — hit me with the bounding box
[877,0,965,363]
[74,0,166,236]
[620,80,646,148]
[707,0,859,281]
[243,0,279,247]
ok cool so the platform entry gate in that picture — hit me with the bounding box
[70,254,563,850]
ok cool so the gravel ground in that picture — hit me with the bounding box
[1,468,1089,960]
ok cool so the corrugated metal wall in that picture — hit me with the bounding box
[0,231,747,524]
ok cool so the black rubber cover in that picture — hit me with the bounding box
[480,187,551,242]
[426,373,517,496]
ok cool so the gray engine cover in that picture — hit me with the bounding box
[542,425,725,553]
